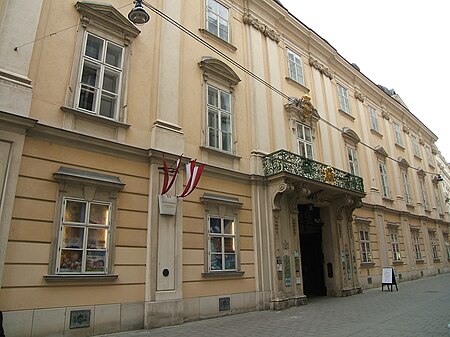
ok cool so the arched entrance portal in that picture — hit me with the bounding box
[298,204,326,296]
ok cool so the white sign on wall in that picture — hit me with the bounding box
[158,195,177,215]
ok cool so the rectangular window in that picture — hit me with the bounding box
[359,227,372,263]
[420,179,430,210]
[430,232,438,260]
[337,84,351,114]
[368,106,379,132]
[207,84,232,152]
[412,231,422,261]
[390,227,401,262]
[297,123,314,159]
[57,198,111,274]
[287,49,305,85]
[77,33,123,120]
[411,135,420,157]
[425,146,433,166]
[402,171,413,204]
[393,122,403,146]
[378,161,390,198]
[434,184,443,214]
[208,216,236,271]
[206,0,229,42]
[445,235,450,260]
[347,146,359,176]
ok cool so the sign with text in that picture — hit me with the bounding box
[381,267,398,291]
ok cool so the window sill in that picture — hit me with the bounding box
[44,274,119,282]
[370,128,383,138]
[360,262,375,268]
[415,259,425,264]
[382,196,394,202]
[392,261,403,265]
[285,77,310,93]
[198,29,237,52]
[433,258,440,263]
[394,143,405,151]
[200,145,242,160]
[413,154,422,161]
[202,271,244,279]
[338,109,355,121]
[61,106,130,129]
[406,202,415,208]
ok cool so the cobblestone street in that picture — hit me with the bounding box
[96,273,450,337]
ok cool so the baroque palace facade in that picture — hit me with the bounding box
[1,0,449,336]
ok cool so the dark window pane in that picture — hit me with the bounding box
[85,34,103,60]
[210,217,221,233]
[225,254,235,269]
[210,254,222,270]
[99,94,116,118]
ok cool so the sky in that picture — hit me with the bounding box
[280,0,450,162]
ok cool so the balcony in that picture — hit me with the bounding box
[263,150,364,194]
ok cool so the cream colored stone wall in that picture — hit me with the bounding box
[0,138,149,312]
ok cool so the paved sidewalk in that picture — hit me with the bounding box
[96,273,450,337]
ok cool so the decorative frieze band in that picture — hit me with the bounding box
[243,13,281,43]
[308,57,333,79]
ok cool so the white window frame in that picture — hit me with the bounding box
[393,122,403,146]
[411,135,421,157]
[287,49,305,85]
[76,32,124,120]
[444,234,450,260]
[402,171,413,205]
[359,226,372,263]
[429,232,439,260]
[297,123,314,159]
[207,84,233,153]
[378,161,391,198]
[368,105,379,132]
[412,231,422,261]
[206,0,230,42]
[420,178,430,210]
[50,166,124,279]
[207,215,237,271]
[337,84,351,114]
[57,198,112,275]
[390,227,401,262]
[346,146,360,176]
[434,184,443,214]
[425,146,433,166]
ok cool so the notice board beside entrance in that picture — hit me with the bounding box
[381,267,398,291]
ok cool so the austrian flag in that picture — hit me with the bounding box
[160,155,205,198]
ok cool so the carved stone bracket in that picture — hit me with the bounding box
[402,124,410,134]
[243,13,281,43]
[308,57,333,80]
[354,90,365,103]
[272,181,295,211]
[381,107,390,120]
[336,194,362,221]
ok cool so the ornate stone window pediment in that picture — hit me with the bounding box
[374,145,388,158]
[398,157,410,169]
[75,1,140,40]
[285,95,320,125]
[342,127,360,145]
[198,57,241,91]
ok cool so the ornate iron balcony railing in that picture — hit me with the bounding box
[263,150,365,194]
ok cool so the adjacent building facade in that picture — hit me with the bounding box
[0,0,449,336]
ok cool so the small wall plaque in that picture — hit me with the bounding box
[70,309,91,329]
[158,194,177,215]
[219,297,231,311]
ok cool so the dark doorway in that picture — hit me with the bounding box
[298,204,326,296]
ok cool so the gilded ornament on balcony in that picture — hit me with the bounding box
[322,166,336,184]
